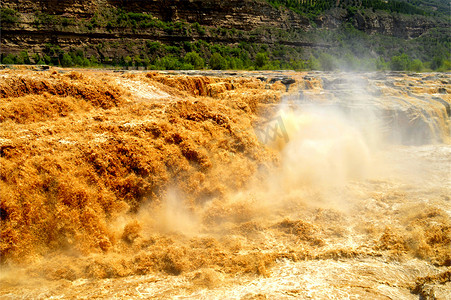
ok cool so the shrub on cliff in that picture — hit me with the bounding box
[254,52,269,69]
[2,54,15,64]
[209,53,227,70]
[155,56,182,70]
[318,53,336,71]
[430,55,450,71]
[390,54,411,71]
[184,52,205,70]
[410,59,424,72]
[192,22,206,36]
[15,51,31,65]
[61,53,74,67]
[0,8,18,24]
[306,55,320,70]
[89,55,99,66]
[226,57,245,70]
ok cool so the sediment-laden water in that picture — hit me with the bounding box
[0,69,449,299]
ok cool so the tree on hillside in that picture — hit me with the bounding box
[390,54,411,71]
[210,53,227,70]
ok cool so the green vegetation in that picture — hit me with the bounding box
[2,2,449,71]
[0,7,19,25]
[2,38,449,71]
[2,51,31,65]
[4,11,450,71]
[390,53,412,70]
[33,12,76,27]
[31,8,192,35]
[184,52,205,69]
[1,54,15,64]
[209,53,227,70]
[266,0,446,20]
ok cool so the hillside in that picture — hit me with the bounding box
[0,0,449,70]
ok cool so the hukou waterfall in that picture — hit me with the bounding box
[0,68,450,299]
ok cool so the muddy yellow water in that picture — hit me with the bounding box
[0,69,449,299]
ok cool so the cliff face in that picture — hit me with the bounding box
[3,0,440,34]
[2,0,310,31]
[110,0,311,30]
[353,11,438,39]
[0,0,445,61]
[0,0,311,58]
[4,0,99,16]
[315,8,441,39]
